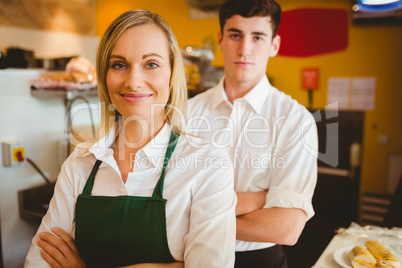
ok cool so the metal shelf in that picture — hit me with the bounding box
[30,87,98,100]
[30,86,99,157]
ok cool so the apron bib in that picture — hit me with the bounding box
[75,132,179,268]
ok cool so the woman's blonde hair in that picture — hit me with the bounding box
[96,9,187,141]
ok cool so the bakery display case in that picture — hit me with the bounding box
[182,36,224,98]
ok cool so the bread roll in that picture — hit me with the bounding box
[365,240,401,268]
[348,246,377,268]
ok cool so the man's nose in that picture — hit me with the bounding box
[238,38,252,57]
[125,68,144,90]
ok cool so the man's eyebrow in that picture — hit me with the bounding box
[227,28,242,33]
[252,31,268,36]
[227,28,268,36]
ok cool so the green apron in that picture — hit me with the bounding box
[75,132,179,268]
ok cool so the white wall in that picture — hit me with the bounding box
[0,21,100,268]
[0,25,99,63]
[0,68,99,267]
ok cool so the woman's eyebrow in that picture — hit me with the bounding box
[109,53,166,61]
[142,53,164,59]
[109,55,126,60]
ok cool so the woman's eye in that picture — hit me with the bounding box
[111,63,126,69]
[146,62,159,69]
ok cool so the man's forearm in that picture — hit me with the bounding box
[235,191,267,216]
[236,207,307,246]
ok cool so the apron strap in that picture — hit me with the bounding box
[152,132,180,199]
[81,159,102,197]
[81,132,179,199]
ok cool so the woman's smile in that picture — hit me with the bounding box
[119,92,154,103]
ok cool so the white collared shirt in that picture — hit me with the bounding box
[187,75,318,252]
[25,124,237,267]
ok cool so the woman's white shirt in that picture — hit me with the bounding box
[24,123,237,268]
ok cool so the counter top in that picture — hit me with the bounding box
[313,223,402,268]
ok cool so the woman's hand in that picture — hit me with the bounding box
[121,262,184,268]
[37,227,86,268]
[38,227,182,268]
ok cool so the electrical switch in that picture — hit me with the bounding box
[14,147,25,162]
[2,140,25,167]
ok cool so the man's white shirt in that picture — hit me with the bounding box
[187,75,318,252]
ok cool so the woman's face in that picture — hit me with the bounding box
[106,23,171,123]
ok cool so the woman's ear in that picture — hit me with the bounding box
[269,35,281,57]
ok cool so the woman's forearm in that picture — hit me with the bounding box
[120,262,184,268]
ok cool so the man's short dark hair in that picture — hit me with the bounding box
[219,0,282,38]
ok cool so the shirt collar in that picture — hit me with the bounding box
[210,75,272,114]
[210,78,229,111]
[86,121,172,169]
[140,123,172,168]
[243,75,271,114]
[86,121,121,160]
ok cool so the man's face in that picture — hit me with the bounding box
[219,15,280,88]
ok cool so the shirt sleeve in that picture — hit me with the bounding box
[183,147,237,268]
[264,111,318,220]
[24,154,78,268]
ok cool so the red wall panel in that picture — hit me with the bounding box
[277,8,349,57]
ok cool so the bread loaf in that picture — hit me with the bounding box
[365,240,401,268]
[348,246,377,268]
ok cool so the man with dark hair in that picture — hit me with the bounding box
[187,0,318,267]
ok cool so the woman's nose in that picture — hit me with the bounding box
[125,68,144,90]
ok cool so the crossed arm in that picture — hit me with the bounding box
[235,191,307,246]
[39,192,305,267]
[37,227,184,268]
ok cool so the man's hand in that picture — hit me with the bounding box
[37,227,86,268]
[236,191,267,216]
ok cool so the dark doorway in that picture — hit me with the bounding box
[284,110,365,267]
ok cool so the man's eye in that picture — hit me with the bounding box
[254,36,263,41]
[146,62,159,68]
[230,34,240,39]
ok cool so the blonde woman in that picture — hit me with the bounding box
[25,9,236,268]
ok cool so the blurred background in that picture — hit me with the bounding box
[0,0,401,267]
